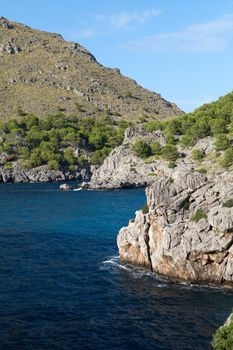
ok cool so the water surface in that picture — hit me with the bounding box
[0,182,232,350]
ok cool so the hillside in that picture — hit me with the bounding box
[84,90,233,189]
[0,17,181,121]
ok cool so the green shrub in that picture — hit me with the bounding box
[151,141,162,155]
[215,134,230,151]
[161,144,178,161]
[179,134,196,147]
[142,204,149,214]
[220,148,233,168]
[63,147,76,165]
[195,168,207,174]
[223,199,233,208]
[131,139,151,157]
[191,149,205,161]
[168,161,176,169]
[3,162,14,170]
[190,209,207,222]
[47,160,60,171]
[90,147,112,165]
[212,318,233,350]
[144,121,162,132]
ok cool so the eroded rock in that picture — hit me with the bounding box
[117,172,233,286]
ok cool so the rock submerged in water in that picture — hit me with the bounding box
[117,171,233,286]
[59,183,73,191]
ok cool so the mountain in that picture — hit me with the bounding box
[0,17,181,121]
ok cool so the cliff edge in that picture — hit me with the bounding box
[117,170,233,286]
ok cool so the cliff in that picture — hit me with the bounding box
[117,170,233,286]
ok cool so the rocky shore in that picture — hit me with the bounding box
[117,170,233,286]
[0,163,92,183]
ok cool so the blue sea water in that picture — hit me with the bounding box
[0,183,233,350]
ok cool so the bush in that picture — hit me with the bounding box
[90,147,112,165]
[168,161,176,169]
[63,147,76,165]
[142,204,149,214]
[195,168,207,174]
[131,139,151,157]
[179,134,196,147]
[215,134,230,151]
[223,199,233,208]
[151,141,162,155]
[144,121,162,132]
[220,148,233,168]
[161,144,178,161]
[191,149,205,161]
[47,160,60,170]
[190,208,207,222]
[212,318,233,350]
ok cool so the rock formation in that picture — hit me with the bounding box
[0,163,92,183]
[83,125,216,190]
[117,170,233,286]
[82,126,167,189]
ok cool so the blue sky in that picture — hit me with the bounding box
[1,0,233,112]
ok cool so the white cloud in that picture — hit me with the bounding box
[123,15,233,53]
[71,29,95,39]
[95,9,160,28]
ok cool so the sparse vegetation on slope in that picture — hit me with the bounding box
[0,17,181,121]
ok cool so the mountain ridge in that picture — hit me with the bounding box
[0,16,181,121]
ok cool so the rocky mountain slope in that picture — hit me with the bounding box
[84,91,233,190]
[0,17,181,121]
[82,125,216,190]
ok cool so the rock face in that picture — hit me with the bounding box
[0,163,92,183]
[84,126,216,190]
[83,126,167,189]
[117,171,233,286]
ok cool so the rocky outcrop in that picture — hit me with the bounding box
[117,170,233,286]
[0,163,92,183]
[83,126,216,190]
[82,126,166,189]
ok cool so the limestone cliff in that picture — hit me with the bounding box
[83,125,216,190]
[117,170,233,286]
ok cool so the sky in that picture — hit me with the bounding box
[1,0,233,112]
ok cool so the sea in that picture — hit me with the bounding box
[0,182,232,350]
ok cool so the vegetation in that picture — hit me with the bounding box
[190,209,207,223]
[151,141,162,155]
[161,144,178,161]
[167,161,177,169]
[191,149,205,161]
[212,317,233,350]
[195,168,207,174]
[222,199,233,208]
[131,140,151,157]
[0,113,130,170]
[143,91,233,169]
[142,204,149,214]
